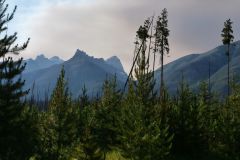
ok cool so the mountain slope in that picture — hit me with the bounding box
[22,50,127,99]
[155,41,240,95]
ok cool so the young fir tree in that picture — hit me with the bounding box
[39,67,78,159]
[170,78,209,159]
[76,86,102,160]
[155,8,170,101]
[0,1,30,159]
[216,83,240,159]
[94,75,122,160]
[120,85,173,160]
[78,105,103,160]
[221,19,234,97]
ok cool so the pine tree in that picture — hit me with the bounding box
[221,19,234,97]
[94,76,122,159]
[216,83,240,159]
[0,1,30,159]
[39,67,78,159]
[120,90,172,160]
[155,8,170,101]
[78,106,103,160]
[170,78,209,159]
[18,105,42,159]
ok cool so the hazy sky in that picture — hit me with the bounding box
[8,0,240,72]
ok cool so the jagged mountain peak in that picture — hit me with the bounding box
[36,54,47,60]
[106,56,125,72]
[73,49,89,58]
[50,56,64,63]
[24,54,64,73]
[50,56,61,60]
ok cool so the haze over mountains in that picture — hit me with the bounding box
[22,41,240,99]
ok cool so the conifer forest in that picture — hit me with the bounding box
[1,1,240,160]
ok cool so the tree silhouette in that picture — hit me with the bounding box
[0,1,30,159]
[155,8,170,101]
[221,19,234,97]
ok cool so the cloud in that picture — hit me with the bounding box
[10,0,240,72]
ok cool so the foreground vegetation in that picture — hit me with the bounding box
[1,1,240,160]
[2,66,240,160]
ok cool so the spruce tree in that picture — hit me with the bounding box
[39,67,78,159]
[94,76,122,159]
[0,1,30,159]
[78,105,103,160]
[216,83,240,159]
[221,19,234,97]
[170,79,209,159]
[155,8,170,101]
[120,88,172,160]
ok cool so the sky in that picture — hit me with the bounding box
[7,0,240,72]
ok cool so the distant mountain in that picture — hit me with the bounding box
[50,56,64,64]
[155,41,240,96]
[106,56,125,73]
[24,54,64,73]
[22,50,127,99]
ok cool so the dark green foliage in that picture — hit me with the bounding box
[78,106,103,160]
[37,67,78,159]
[221,19,234,46]
[79,84,90,108]
[170,79,210,159]
[214,84,240,159]
[18,106,42,158]
[25,69,240,160]
[118,18,172,160]
[155,8,170,99]
[0,1,30,159]
[221,19,234,97]
[119,100,173,160]
[94,76,122,159]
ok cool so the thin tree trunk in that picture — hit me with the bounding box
[227,44,230,97]
[152,27,157,74]
[208,57,211,102]
[147,17,154,69]
[123,20,153,92]
[160,38,164,101]
[103,152,106,160]
[160,53,164,97]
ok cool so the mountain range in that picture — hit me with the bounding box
[22,41,240,99]
[22,50,127,99]
[23,54,64,73]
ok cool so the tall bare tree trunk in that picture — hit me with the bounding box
[160,40,164,100]
[227,44,230,97]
